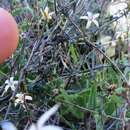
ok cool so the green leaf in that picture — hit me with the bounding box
[87,85,97,110]
[104,100,115,115]
[111,95,123,107]
[69,44,79,64]
[56,89,90,119]
[115,87,125,94]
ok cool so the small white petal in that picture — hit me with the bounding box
[44,6,49,13]
[15,99,21,104]
[13,81,18,85]
[14,102,17,106]
[93,20,99,27]
[37,104,60,129]
[41,125,63,130]
[22,104,26,109]
[10,77,14,82]
[86,20,92,29]
[111,41,116,47]
[1,121,17,130]
[87,12,93,18]
[5,80,9,84]
[80,16,89,20]
[16,93,23,98]
[4,85,10,92]
[25,96,32,100]
[28,123,37,130]
[11,85,16,91]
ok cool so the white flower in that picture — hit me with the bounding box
[0,104,63,130]
[40,6,54,22]
[107,2,129,34]
[3,77,18,95]
[28,104,63,130]
[111,41,116,47]
[14,93,32,108]
[99,35,111,45]
[108,2,128,17]
[1,121,17,130]
[80,12,99,29]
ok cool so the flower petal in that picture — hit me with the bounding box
[86,20,92,29]
[14,99,21,104]
[11,85,16,91]
[40,125,63,130]
[111,41,116,47]
[25,96,32,101]
[5,80,9,84]
[80,16,89,20]
[13,81,18,85]
[44,6,49,14]
[14,102,18,106]
[1,121,17,130]
[87,12,93,18]
[4,85,10,92]
[37,104,60,129]
[16,93,23,98]
[10,77,14,82]
[28,123,37,130]
[93,20,99,27]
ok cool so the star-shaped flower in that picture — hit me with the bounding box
[2,77,18,96]
[108,2,128,17]
[40,6,54,22]
[80,12,99,29]
[14,93,32,108]
[0,104,63,130]
[28,104,62,130]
